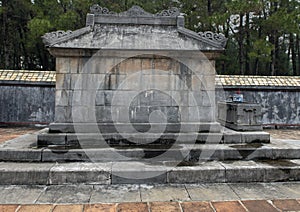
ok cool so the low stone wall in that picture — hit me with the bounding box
[0,83,55,125]
[216,87,300,126]
[0,70,300,126]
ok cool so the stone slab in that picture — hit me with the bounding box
[229,183,293,200]
[111,162,168,184]
[41,149,91,162]
[0,162,54,185]
[185,184,239,201]
[48,122,221,133]
[49,162,111,185]
[37,134,67,147]
[36,185,93,204]
[0,149,42,162]
[167,161,226,183]
[0,185,45,204]
[241,131,270,143]
[140,184,190,202]
[221,160,270,183]
[90,185,141,203]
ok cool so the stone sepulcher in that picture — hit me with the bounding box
[38,5,228,148]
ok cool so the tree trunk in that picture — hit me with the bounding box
[2,0,9,69]
[270,36,276,76]
[239,13,244,75]
[207,0,212,16]
[297,34,300,74]
[245,13,251,74]
[290,34,297,75]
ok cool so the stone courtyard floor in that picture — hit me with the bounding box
[1,183,300,211]
[1,127,300,211]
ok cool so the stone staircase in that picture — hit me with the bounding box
[1,128,300,185]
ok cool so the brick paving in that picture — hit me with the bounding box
[1,200,300,211]
[265,129,300,140]
[0,127,39,144]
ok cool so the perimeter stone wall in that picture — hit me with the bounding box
[0,70,300,126]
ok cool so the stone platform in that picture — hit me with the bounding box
[0,129,300,185]
[37,123,270,148]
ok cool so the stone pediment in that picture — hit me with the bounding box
[42,5,227,51]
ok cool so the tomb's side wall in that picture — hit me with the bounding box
[54,55,216,124]
[1,70,300,127]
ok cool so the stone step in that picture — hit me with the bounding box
[0,159,300,185]
[49,123,222,133]
[1,139,299,163]
[37,130,270,147]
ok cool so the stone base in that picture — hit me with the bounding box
[37,124,270,148]
[48,122,222,133]
[218,120,263,131]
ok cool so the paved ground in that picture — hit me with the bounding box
[265,129,300,140]
[0,127,39,144]
[1,183,300,211]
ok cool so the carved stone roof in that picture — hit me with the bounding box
[42,5,227,52]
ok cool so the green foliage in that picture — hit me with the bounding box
[0,0,299,74]
[248,39,274,63]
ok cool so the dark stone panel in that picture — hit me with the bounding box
[0,85,55,124]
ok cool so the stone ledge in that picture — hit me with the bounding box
[0,160,300,185]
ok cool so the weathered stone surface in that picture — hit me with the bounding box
[229,183,291,200]
[49,162,111,185]
[56,74,71,90]
[0,185,45,204]
[185,184,239,201]
[218,102,263,132]
[221,160,268,183]
[91,185,141,203]
[41,149,91,162]
[36,185,93,204]
[241,131,270,143]
[112,162,168,184]
[0,149,42,162]
[48,123,221,133]
[0,163,54,185]
[140,184,190,202]
[167,161,225,183]
[37,133,67,147]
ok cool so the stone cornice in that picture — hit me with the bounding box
[42,27,91,47]
[90,4,180,17]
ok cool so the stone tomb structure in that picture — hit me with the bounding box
[38,5,263,148]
